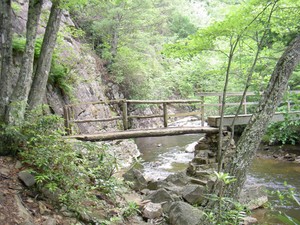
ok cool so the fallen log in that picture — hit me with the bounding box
[65,127,219,141]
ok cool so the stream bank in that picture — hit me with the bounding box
[135,134,300,224]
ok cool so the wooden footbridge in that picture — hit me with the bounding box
[64,91,300,141]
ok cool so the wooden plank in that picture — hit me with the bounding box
[163,103,168,127]
[128,114,163,119]
[63,106,71,135]
[66,99,124,107]
[122,101,128,130]
[66,127,219,141]
[168,111,202,118]
[201,96,205,126]
[207,111,300,127]
[197,90,300,97]
[127,100,202,104]
[197,92,258,97]
[71,117,122,123]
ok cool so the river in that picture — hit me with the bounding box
[135,134,300,224]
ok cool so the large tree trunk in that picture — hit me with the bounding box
[27,1,63,110]
[5,0,43,125]
[226,36,300,199]
[0,0,13,122]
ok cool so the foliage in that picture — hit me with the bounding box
[48,59,74,96]
[163,0,300,96]
[265,91,300,145]
[122,201,140,218]
[269,182,300,225]
[266,117,300,145]
[0,107,122,217]
[12,2,22,12]
[277,214,300,225]
[74,0,201,99]
[204,172,247,225]
[12,35,76,97]
[12,36,43,58]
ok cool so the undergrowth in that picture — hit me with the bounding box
[0,107,124,222]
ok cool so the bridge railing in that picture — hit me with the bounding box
[63,91,300,135]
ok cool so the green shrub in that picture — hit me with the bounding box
[0,107,122,217]
[48,60,74,96]
[266,114,300,145]
[12,36,43,58]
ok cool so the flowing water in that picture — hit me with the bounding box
[135,134,300,224]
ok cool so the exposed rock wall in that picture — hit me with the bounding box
[12,0,116,134]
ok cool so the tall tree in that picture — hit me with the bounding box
[6,0,44,125]
[0,0,13,122]
[226,35,300,199]
[28,1,63,109]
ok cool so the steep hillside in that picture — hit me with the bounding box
[12,0,118,134]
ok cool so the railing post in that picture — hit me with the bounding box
[287,90,291,112]
[163,102,168,128]
[243,96,247,114]
[63,106,71,135]
[218,95,222,116]
[122,100,128,130]
[201,96,205,126]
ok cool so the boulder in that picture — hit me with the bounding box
[43,217,57,225]
[18,171,36,187]
[242,216,258,225]
[165,172,190,186]
[185,142,197,153]
[145,188,174,204]
[169,201,204,225]
[182,185,205,205]
[295,156,300,163]
[123,168,147,191]
[240,185,268,210]
[142,202,163,219]
[15,195,34,224]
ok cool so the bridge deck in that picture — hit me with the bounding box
[207,111,300,127]
[66,126,219,141]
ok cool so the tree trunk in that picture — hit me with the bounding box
[27,1,63,110]
[5,0,43,125]
[0,0,13,122]
[226,36,300,199]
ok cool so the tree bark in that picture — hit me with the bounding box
[5,0,43,125]
[28,1,63,110]
[226,36,300,199]
[0,0,13,122]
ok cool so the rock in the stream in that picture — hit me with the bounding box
[165,172,190,186]
[145,188,174,204]
[18,171,36,187]
[123,168,147,191]
[182,184,205,205]
[284,153,296,161]
[142,202,163,219]
[240,185,268,210]
[169,201,204,225]
[295,156,300,163]
[242,216,258,225]
[185,142,197,153]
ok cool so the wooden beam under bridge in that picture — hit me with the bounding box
[65,126,219,141]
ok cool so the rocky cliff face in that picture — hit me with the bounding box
[13,0,117,134]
